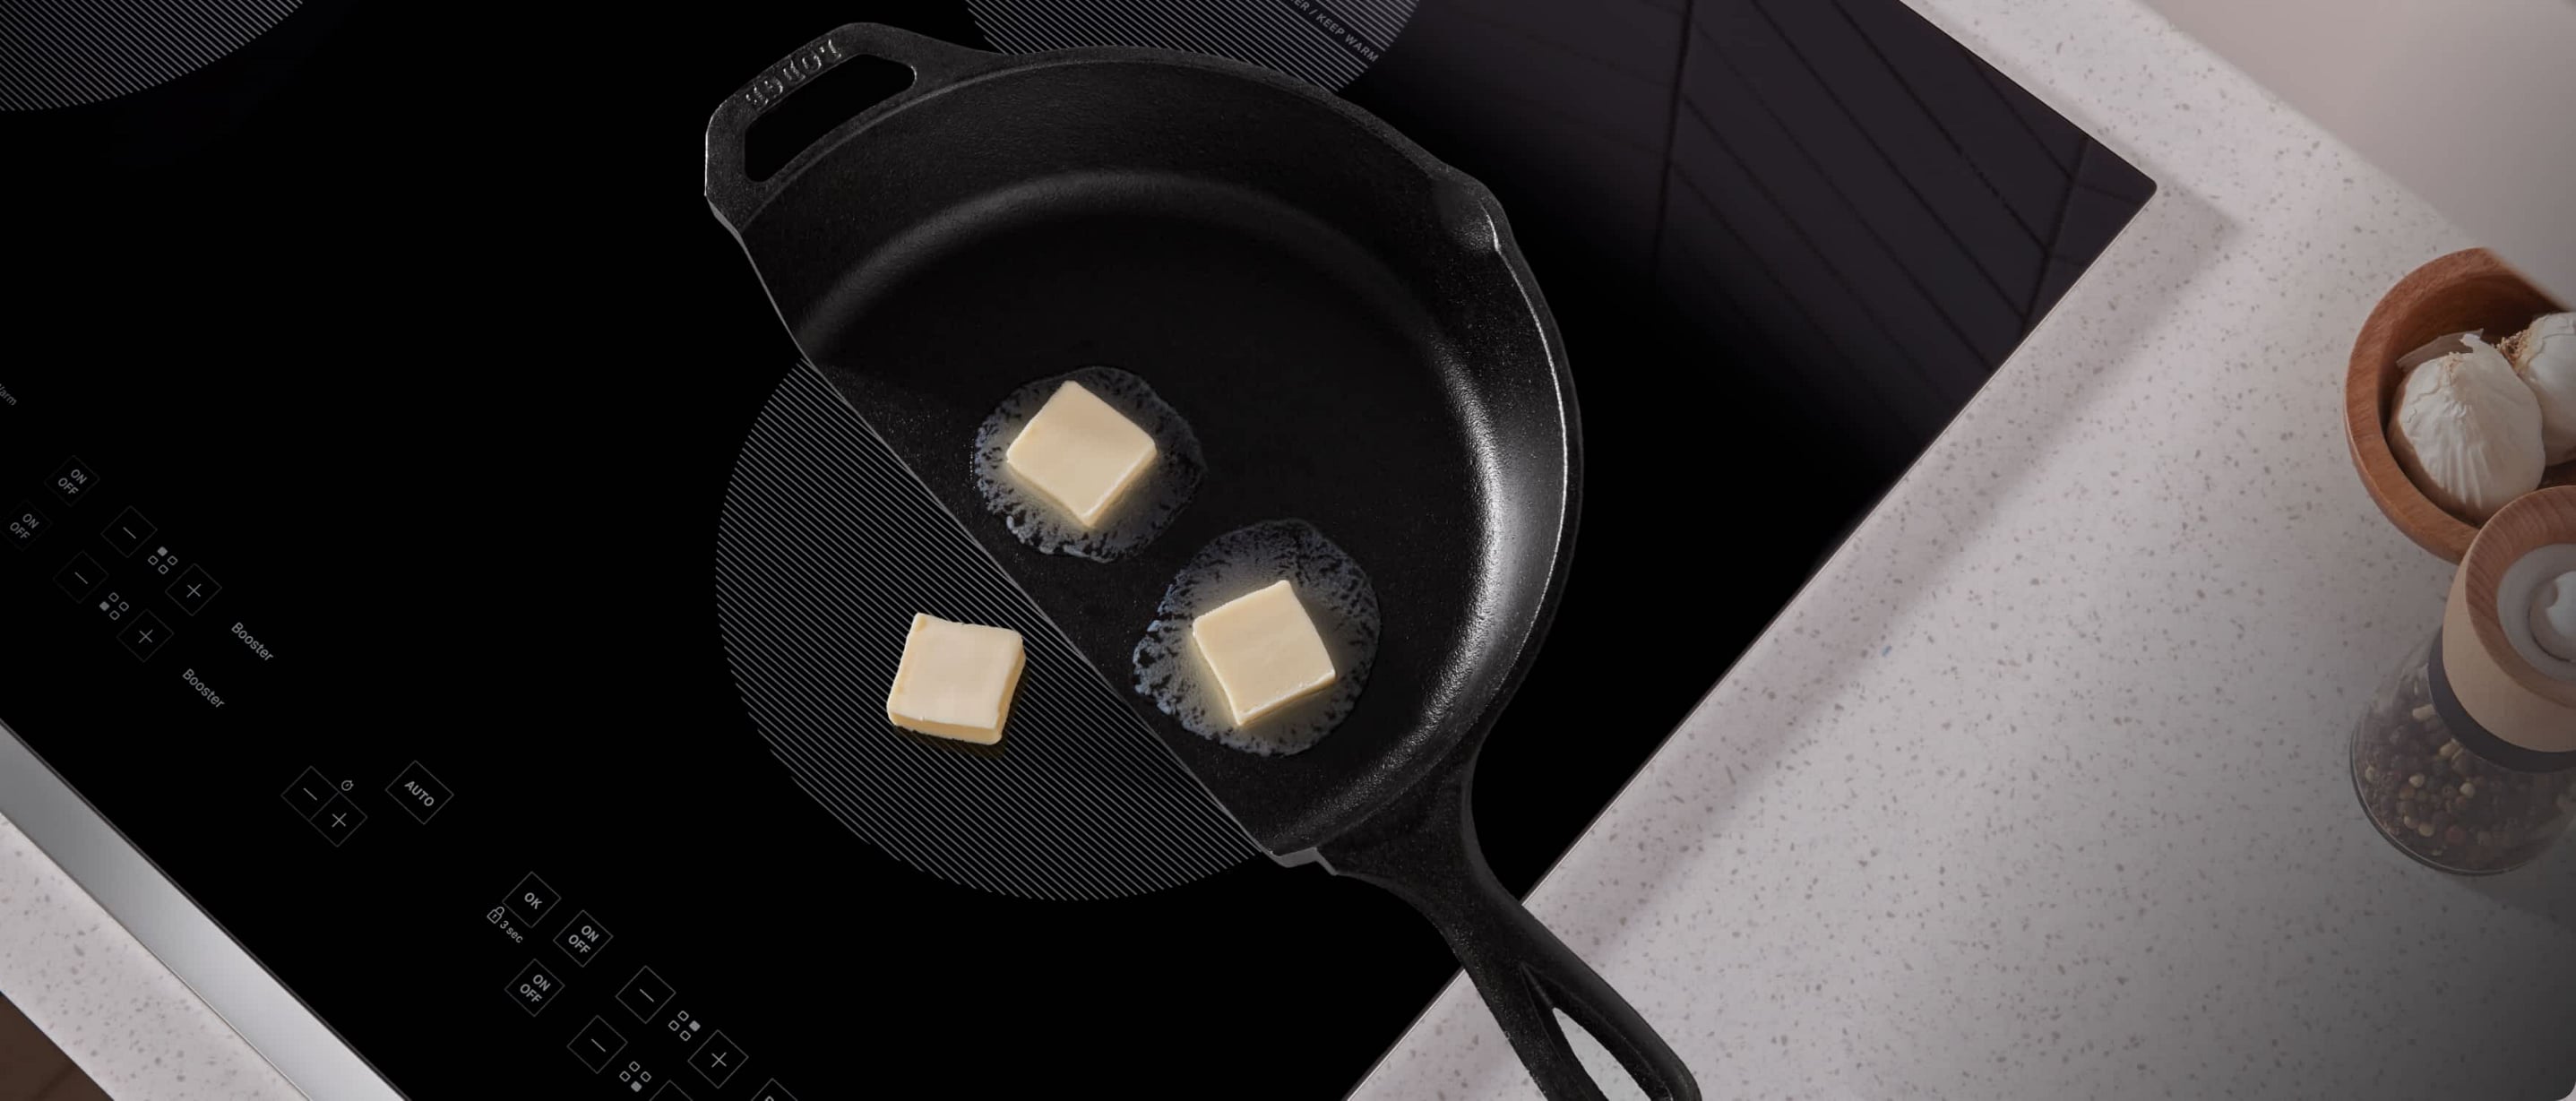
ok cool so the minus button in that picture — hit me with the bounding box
[569,1016,628,1073]
[616,967,675,1024]
[280,767,332,821]
[99,506,156,557]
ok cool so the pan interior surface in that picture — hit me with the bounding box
[716,365,1258,899]
[752,58,1572,852]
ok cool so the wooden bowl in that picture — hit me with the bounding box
[2346,247,2572,562]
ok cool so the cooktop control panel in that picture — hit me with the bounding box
[17,453,235,686]
[484,869,788,1097]
[0,378,841,1097]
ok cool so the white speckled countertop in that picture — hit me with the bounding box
[0,820,296,1098]
[6,1,2573,1099]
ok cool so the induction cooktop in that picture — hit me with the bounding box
[0,0,2148,1097]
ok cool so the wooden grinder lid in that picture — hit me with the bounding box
[2441,486,2576,762]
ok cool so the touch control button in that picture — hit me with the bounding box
[616,967,675,1024]
[46,457,97,506]
[556,909,612,968]
[6,500,50,551]
[118,611,173,662]
[99,507,155,557]
[53,551,105,601]
[570,1016,628,1072]
[504,872,559,925]
[753,1079,798,1101]
[311,794,366,846]
[686,1031,746,1088]
[165,563,220,615]
[281,768,332,820]
[506,959,564,1017]
[385,761,451,824]
[650,1083,694,1101]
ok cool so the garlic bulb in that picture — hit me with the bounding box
[2502,312,2576,464]
[2389,332,2546,522]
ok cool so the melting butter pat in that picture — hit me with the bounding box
[1191,580,1338,727]
[885,614,1027,744]
[1004,381,1158,528]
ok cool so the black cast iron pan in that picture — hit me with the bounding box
[705,24,1698,1100]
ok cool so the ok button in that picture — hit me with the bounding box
[505,872,560,926]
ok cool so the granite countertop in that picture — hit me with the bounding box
[6,0,2573,1098]
[0,819,294,1098]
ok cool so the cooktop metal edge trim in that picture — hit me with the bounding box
[0,718,402,1101]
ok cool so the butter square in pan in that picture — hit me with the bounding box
[1190,580,1338,727]
[1004,380,1159,528]
[885,614,1027,744]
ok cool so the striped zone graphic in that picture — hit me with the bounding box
[715,364,1254,900]
[0,0,300,110]
[967,0,1418,90]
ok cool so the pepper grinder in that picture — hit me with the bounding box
[2351,486,2576,873]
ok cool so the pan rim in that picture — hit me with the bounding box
[720,26,1586,855]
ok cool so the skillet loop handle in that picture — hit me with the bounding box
[1319,762,1701,1101]
[703,23,990,233]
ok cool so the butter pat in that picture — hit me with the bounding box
[1004,381,1158,528]
[1190,581,1338,727]
[885,614,1027,744]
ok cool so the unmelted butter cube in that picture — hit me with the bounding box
[1190,580,1338,727]
[884,614,1027,744]
[1004,381,1158,528]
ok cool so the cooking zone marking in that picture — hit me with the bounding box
[741,39,845,108]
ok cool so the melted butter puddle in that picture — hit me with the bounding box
[1132,520,1380,755]
[971,366,1204,562]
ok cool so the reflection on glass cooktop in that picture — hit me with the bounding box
[1340,0,2155,900]
[0,0,2145,1097]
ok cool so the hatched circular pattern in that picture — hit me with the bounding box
[716,365,1254,900]
[966,0,1418,90]
[1,0,299,110]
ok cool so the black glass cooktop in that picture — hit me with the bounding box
[0,0,2145,1097]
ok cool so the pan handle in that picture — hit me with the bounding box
[703,23,995,234]
[1318,755,1701,1101]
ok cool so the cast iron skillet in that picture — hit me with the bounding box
[705,24,1698,1100]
